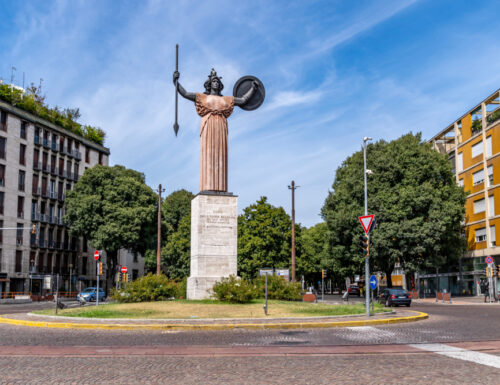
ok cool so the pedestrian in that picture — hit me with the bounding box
[485,282,490,302]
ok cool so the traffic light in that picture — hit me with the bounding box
[497,265,500,278]
[98,262,103,276]
[322,269,327,279]
[360,235,369,256]
[486,266,493,278]
[124,273,129,283]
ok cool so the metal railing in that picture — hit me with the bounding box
[34,136,41,145]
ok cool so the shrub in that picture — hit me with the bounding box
[211,275,257,303]
[254,275,302,301]
[111,273,184,303]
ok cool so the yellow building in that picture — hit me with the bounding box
[429,88,500,295]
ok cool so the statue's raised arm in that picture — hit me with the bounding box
[173,71,196,102]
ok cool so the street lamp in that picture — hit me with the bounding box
[363,136,372,317]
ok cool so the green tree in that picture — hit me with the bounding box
[321,133,466,287]
[238,197,295,279]
[144,189,194,274]
[64,165,157,290]
[297,222,328,283]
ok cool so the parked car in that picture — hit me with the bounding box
[77,287,106,303]
[347,285,361,297]
[378,288,411,307]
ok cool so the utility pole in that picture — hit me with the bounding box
[288,180,299,282]
[156,184,165,275]
[363,136,372,317]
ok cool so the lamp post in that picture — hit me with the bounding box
[156,184,165,275]
[363,136,372,317]
[288,180,300,282]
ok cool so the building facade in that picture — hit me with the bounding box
[429,88,500,296]
[0,99,110,296]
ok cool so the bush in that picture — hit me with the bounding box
[254,275,302,301]
[211,275,257,303]
[111,273,184,303]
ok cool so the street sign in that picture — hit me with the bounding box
[485,256,493,264]
[94,250,100,261]
[359,214,375,234]
[369,275,378,290]
[121,266,128,274]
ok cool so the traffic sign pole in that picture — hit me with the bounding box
[362,137,372,317]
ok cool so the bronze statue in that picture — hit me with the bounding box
[173,64,265,192]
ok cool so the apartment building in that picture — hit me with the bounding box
[0,99,111,296]
[428,88,500,296]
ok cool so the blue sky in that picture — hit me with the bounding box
[1,0,500,227]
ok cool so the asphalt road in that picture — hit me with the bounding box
[1,301,500,384]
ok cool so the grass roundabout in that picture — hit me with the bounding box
[34,299,390,319]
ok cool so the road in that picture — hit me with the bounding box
[1,301,500,384]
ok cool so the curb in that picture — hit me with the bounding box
[0,311,428,331]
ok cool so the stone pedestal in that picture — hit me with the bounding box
[187,192,238,300]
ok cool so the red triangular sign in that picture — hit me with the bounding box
[359,214,374,234]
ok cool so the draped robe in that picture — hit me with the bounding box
[195,93,234,192]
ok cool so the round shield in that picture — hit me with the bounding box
[233,75,265,111]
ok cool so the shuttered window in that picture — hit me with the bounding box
[474,198,485,213]
[473,169,484,185]
[472,141,483,158]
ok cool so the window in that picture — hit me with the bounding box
[33,149,40,168]
[475,227,487,243]
[20,121,27,139]
[132,269,139,280]
[81,257,87,275]
[487,136,492,158]
[32,174,39,195]
[34,127,40,143]
[472,141,483,158]
[15,250,23,273]
[489,195,496,217]
[18,170,25,191]
[16,223,23,245]
[51,155,56,173]
[59,158,64,176]
[19,144,26,165]
[0,137,6,159]
[59,136,65,152]
[0,192,4,214]
[0,164,5,186]
[0,220,3,242]
[74,163,79,180]
[474,198,485,214]
[458,178,464,187]
[85,147,90,163]
[17,196,24,218]
[488,165,494,185]
[133,252,138,263]
[99,152,103,165]
[0,110,6,131]
[473,169,484,185]
[32,201,38,220]
[42,152,48,170]
[491,226,496,247]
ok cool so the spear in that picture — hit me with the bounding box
[173,44,179,136]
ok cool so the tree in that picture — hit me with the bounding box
[144,189,194,275]
[238,197,295,279]
[297,222,328,284]
[64,165,157,290]
[321,133,466,287]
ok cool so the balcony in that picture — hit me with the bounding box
[58,168,65,178]
[56,241,63,250]
[42,189,50,198]
[42,163,49,173]
[30,236,38,248]
[39,239,47,248]
[50,166,58,176]
[51,141,59,151]
[64,147,72,157]
[57,217,64,225]
[32,187,41,196]
[31,212,40,221]
[40,213,48,223]
[34,136,41,145]
[66,170,73,180]
[73,173,79,182]
[73,149,82,160]
[57,193,65,202]
[16,237,23,246]
[48,240,56,249]
[33,162,42,171]
[17,211,24,219]
[42,138,50,148]
[49,191,57,200]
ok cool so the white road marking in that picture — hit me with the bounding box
[410,343,500,369]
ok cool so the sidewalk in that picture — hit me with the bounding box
[0,309,428,331]
[416,296,499,305]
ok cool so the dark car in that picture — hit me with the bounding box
[378,288,411,307]
[347,285,361,297]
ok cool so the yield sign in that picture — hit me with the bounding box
[359,214,375,234]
